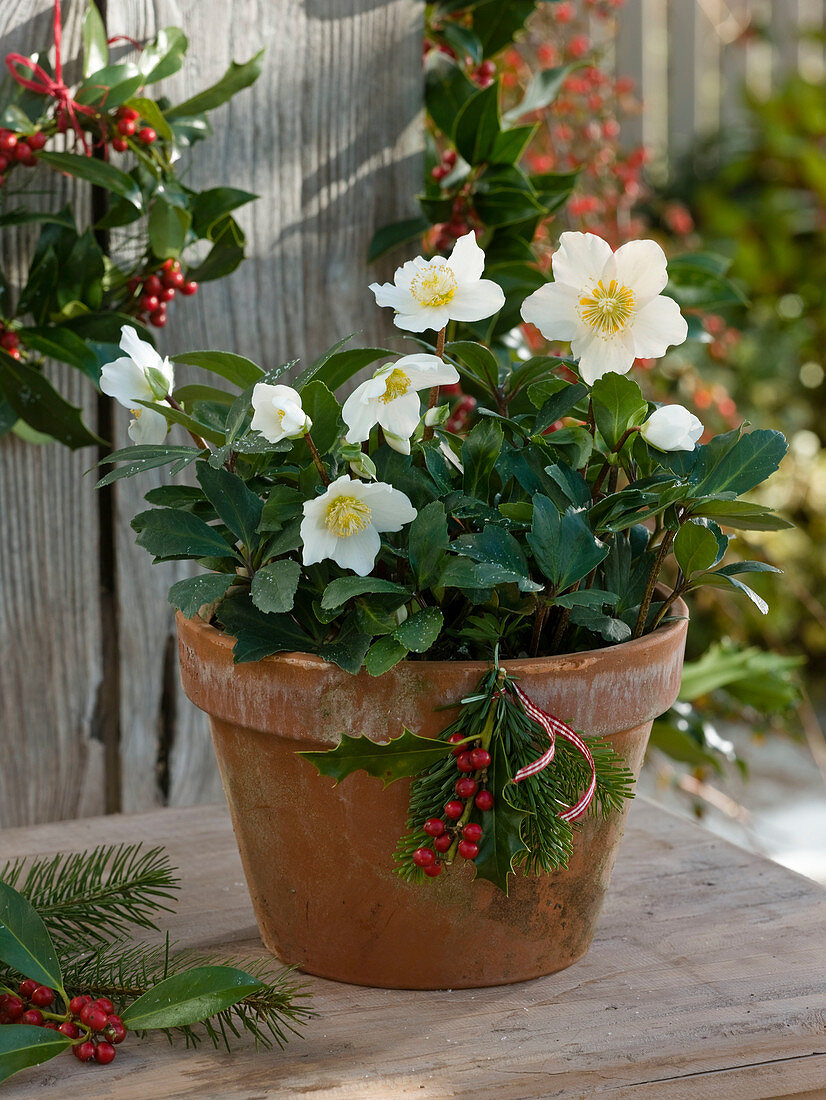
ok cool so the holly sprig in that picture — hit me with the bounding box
[302,664,635,893]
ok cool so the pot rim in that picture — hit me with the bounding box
[175,591,689,675]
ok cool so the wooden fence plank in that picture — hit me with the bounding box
[105,0,423,812]
[0,0,105,828]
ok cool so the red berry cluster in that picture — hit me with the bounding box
[411,735,495,877]
[111,106,157,153]
[0,322,22,361]
[0,983,126,1066]
[430,147,456,183]
[127,258,198,328]
[0,127,48,186]
[445,393,476,434]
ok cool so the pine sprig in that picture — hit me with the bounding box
[0,843,180,945]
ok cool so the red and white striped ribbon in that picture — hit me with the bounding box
[509,683,597,822]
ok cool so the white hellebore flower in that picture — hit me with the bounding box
[369,231,505,333]
[301,475,416,576]
[640,404,704,452]
[341,353,459,455]
[520,231,688,385]
[250,383,311,444]
[99,325,174,444]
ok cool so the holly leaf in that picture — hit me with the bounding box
[122,967,262,1030]
[0,1026,72,1085]
[0,882,63,991]
[299,729,449,787]
[473,740,528,894]
[166,51,264,118]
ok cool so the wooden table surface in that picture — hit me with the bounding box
[1,798,824,1099]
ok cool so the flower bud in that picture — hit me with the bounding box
[640,404,703,452]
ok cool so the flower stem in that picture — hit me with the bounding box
[304,431,331,486]
[164,394,209,452]
[422,326,447,442]
[632,529,675,639]
[591,426,639,499]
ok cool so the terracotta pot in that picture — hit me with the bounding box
[177,601,688,989]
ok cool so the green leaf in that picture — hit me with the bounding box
[0,1026,71,1085]
[300,729,448,787]
[691,429,788,497]
[425,53,477,137]
[321,577,411,611]
[306,347,394,394]
[364,635,408,676]
[196,462,263,550]
[367,217,429,263]
[37,151,142,208]
[0,882,63,990]
[453,525,541,592]
[590,373,647,450]
[21,326,99,381]
[393,607,443,653]
[217,592,312,662]
[474,0,536,58]
[96,444,200,486]
[454,81,501,164]
[148,198,192,259]
[0,353,101,448]
[408,501,448,589]
[462,418,503,500]
[674,521,723,576]
[533,380,588,434]
[439,21,483,64]
[122,966,262,1029]
[185,216,246,283]
[528,497,608,592]
[714,560,781,577]
[133,508,236,560]
[568,605,631,643]
[81,1,107,78]
[166,51,264,118]
[172,349,263,388]
[700,574,769,615]
[251,560,301,614]
[299,380,341,454]
[503,64,576,124]
[318,632,372,674]
[475,186,545,228]
[446,340,500,393]
[473,740,529,894]
[190,188,257,240]
[168,573,235,618]
[259,486,304,531]
[489,123,537,165]
[688,499,792,531]
[138,26,188,84]
[124,97,174,142]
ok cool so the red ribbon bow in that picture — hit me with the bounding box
[507,683,596,822]
[5,0,96,155]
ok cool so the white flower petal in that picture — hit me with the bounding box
[611,239,669,305]
[100,357,153,407]
[446,231,485,282]
[300,512,339,567]
[397,353,459,389]
[119,326,164,376]
[447,279,505,323]
[377,388,422,441]
[384,430,411,455]
[127,406,168,445]
[630,295,688,358]
[552,231,614,290]
[520,282,581,341]
[330,527,381,576]
[358,481,417,531]
[342,381,381,444]
[393,305,453,333]
[369,280,416,313]
[574,329,636,385]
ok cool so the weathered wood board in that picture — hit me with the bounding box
[1,797,824,1098]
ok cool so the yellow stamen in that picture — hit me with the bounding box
[380,368,411,403]
[579,278,635,335]
[325,495,372,538]
[130,408,142,419]
[410,263,458,308]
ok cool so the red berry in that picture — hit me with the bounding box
[478,60,496,79]
[14,141,32,162]
[475,790,494,811]
[180,279,198,296]
[463,823,483,843]
[21,1008,44,1025]
[162,269,185,289]
[443,149,457,168]
[423,818,445,837]
[447,732,465,756]
[137,127,157,145]
[144,273,163,295]
[149,309,167,327]
[69,994,91,1015]
[59,1020,80,1039]
[161,258,177,271]
[7,346,21,360]
[412,847,435,867]
[458,839,479,860]
[0,132,18,153]
[140,293,159,312]
[470,748,491,769]
[18,979,37,999]
[73,1040,96,1062]
[95,1040,116,1065]
[43,1021,60,1030]
[0,155,8,172]
[94,997,115,1016]
[80,1003,108,1031]
[27,131,47,150]
[423,863,442,878]
[455,777,477,799]
[118,106,140,121]
[31,985,54,1008]
[434,833,452,852]
[444,800,463,820]
[104,1015,127,1044]
[159,285,176,302]
[117,118,136,136]
[431,164,448,181]
[2,995,24,1021]
[112,137,128,152]
[456,751,475,773]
